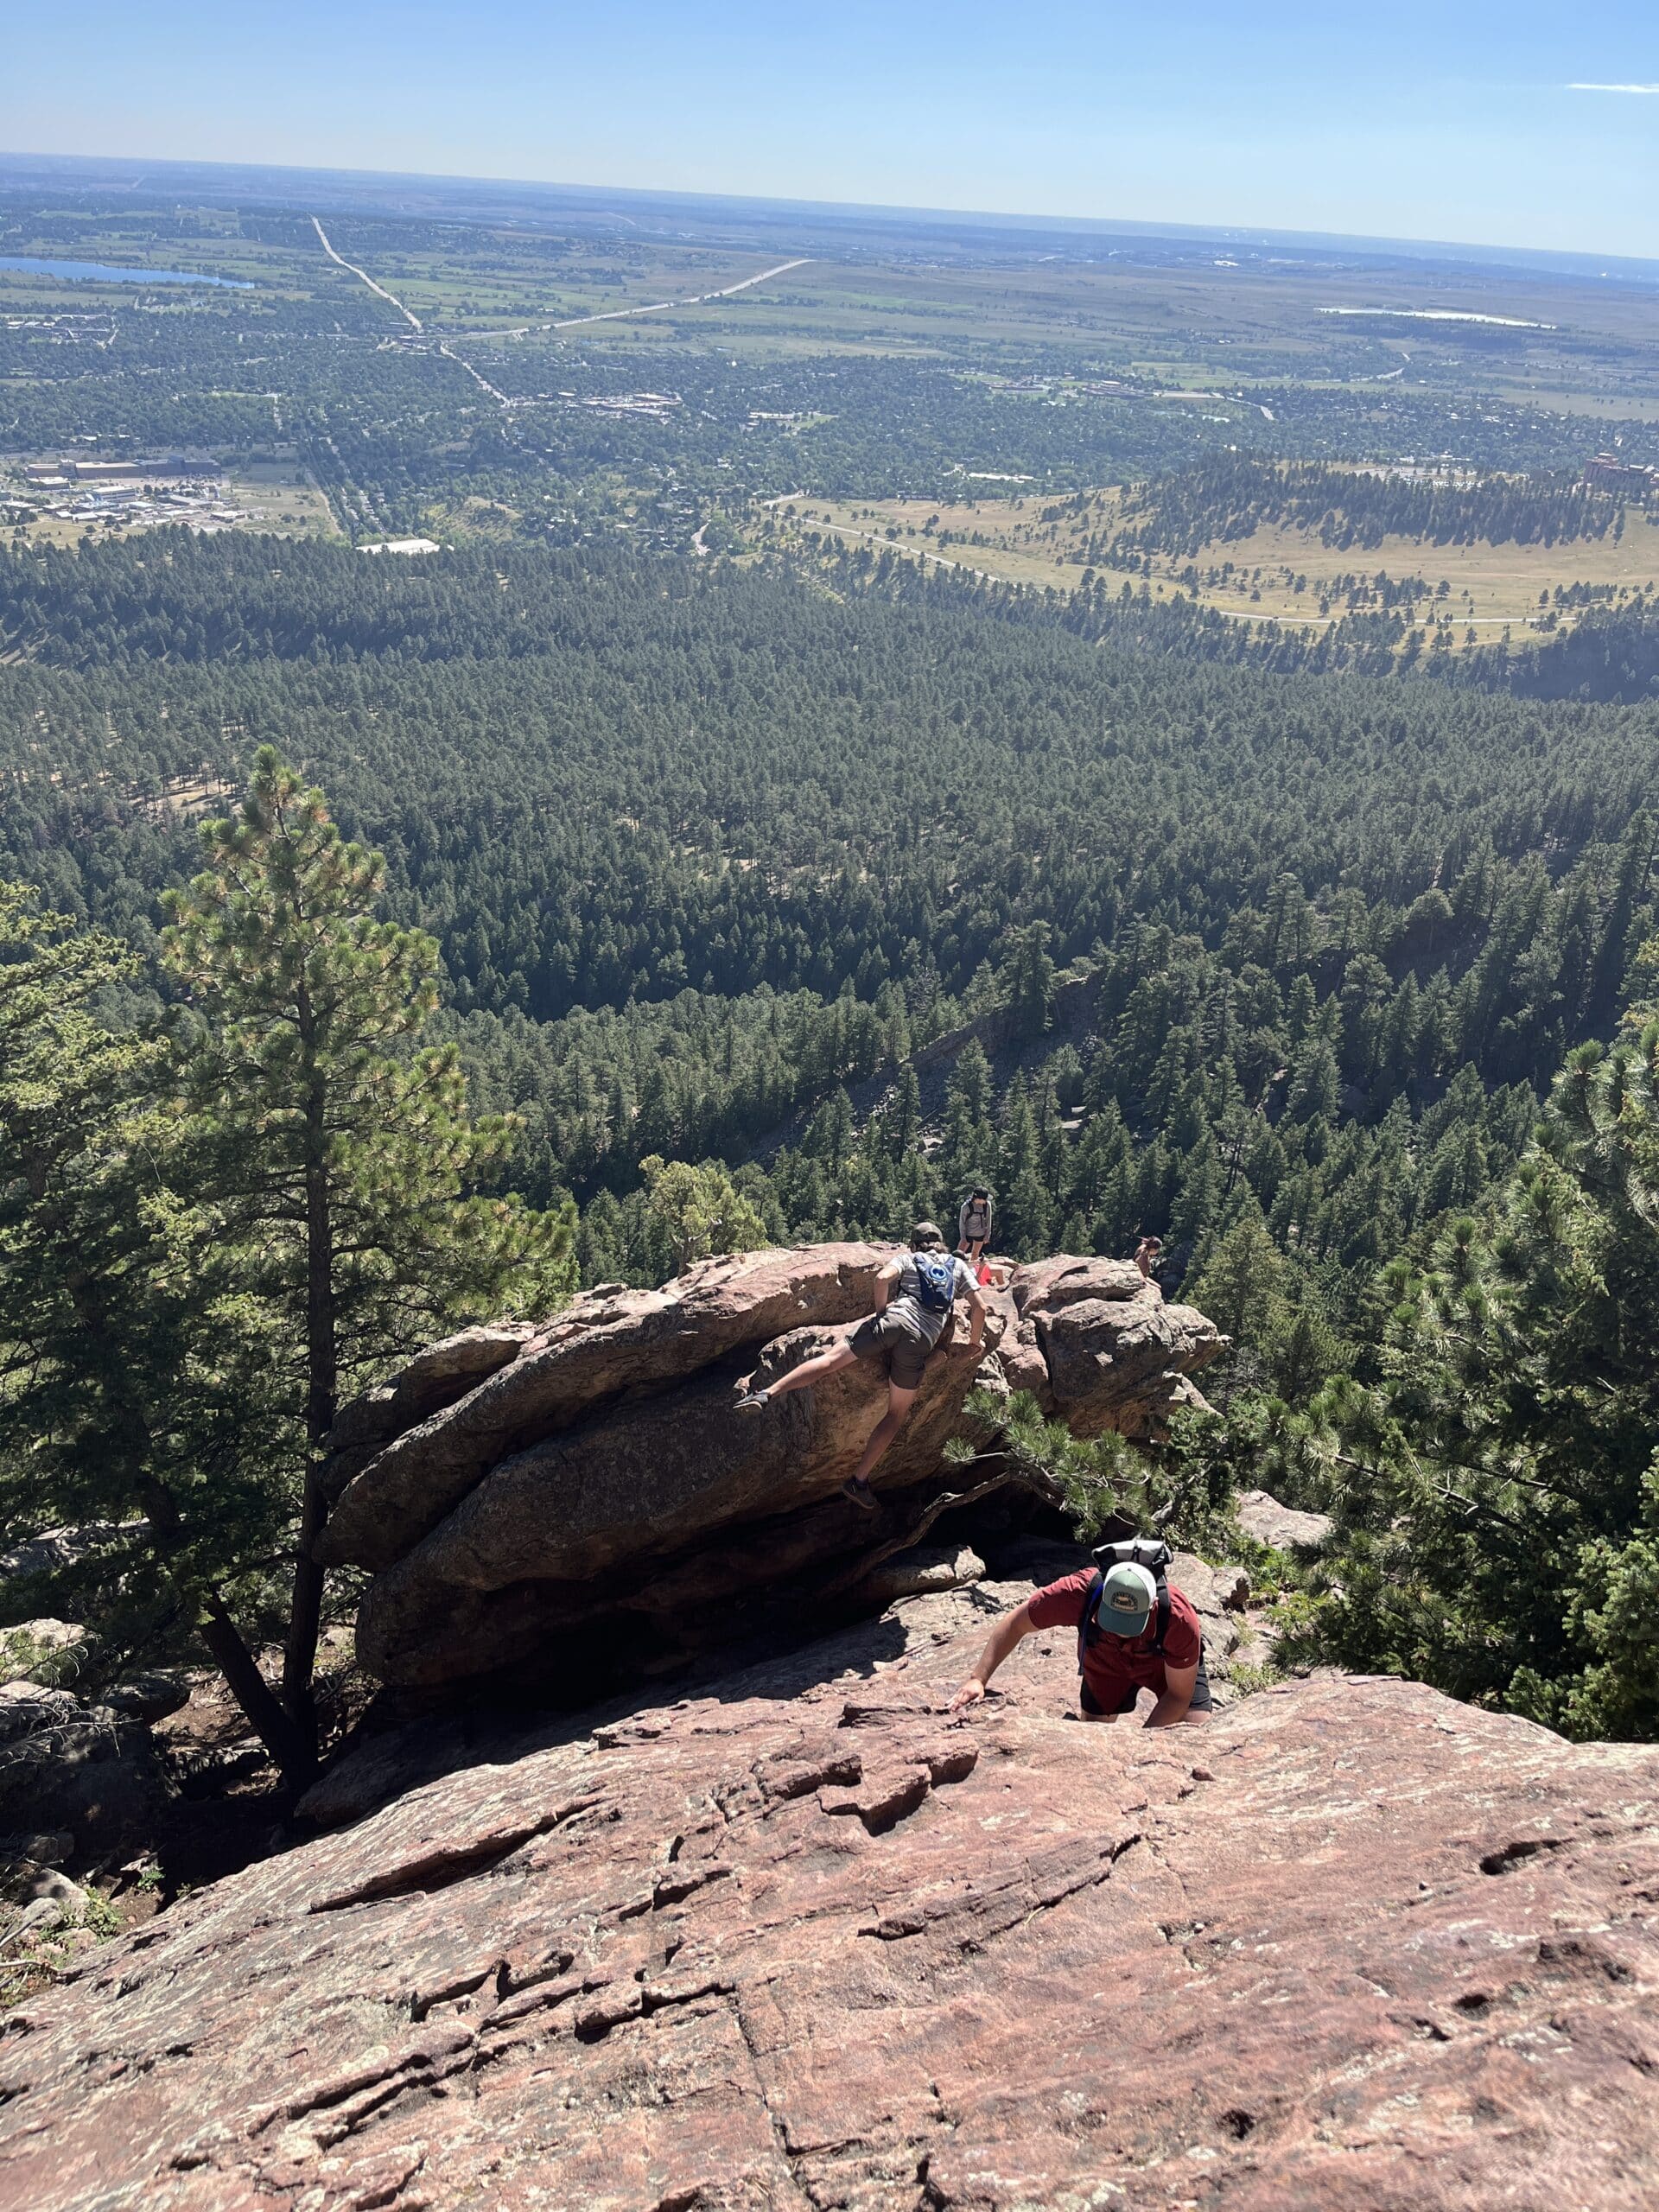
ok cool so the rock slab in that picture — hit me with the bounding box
[4,1592,1656,2211]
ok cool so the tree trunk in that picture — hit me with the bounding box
[137,1477,310,1785]
[281,979,335,1777]
[200,1593,311,1783]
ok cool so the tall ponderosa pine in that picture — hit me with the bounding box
[0,880,299,1765]
[162,750,574,1776]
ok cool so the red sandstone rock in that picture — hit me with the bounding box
[320,1245,896,1573]
[321,1245,1224,1691]
[3,1586,1656,2212]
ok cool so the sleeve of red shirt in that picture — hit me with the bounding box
[1026,1571,1093,1630]
[1160,1591,1203,1669]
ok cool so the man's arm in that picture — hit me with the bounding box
[950,1597,1038,1711]
[1145,1659,1197,1727]
[871,1258,901,1314]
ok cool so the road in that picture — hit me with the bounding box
[439,346,513,406]
[312,216,423,332]
[553,257,809,331]
[311,223,806,404]
[777,505,1007,586]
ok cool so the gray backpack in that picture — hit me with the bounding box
[1079,1537,1174,1669]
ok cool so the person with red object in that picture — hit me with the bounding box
[957,1187,1012,1288]
[950,1552,1211,1726]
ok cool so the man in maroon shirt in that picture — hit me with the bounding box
[950,1559,1211,1726]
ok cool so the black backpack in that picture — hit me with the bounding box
[909,1249,957,1316]
[1077,1536,1173,1672]
[959,1192,994,1248]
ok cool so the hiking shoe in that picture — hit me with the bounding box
[841,1476,878,1511]
[734,1389,771,1414]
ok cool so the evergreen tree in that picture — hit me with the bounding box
[161,751,573,1778]
[1282,993,1659,1735]
[1187,1199,1287,1354]
[998,922,1056,1039]
[0,880,302,1769]
[640,1154,770,1272]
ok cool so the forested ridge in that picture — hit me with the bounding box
[5,536,1653,1001]
[3,532,1655,1234]
[1102,454,1632,557]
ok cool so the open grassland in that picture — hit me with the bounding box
[6,197,1659,375]
[766,485,1659,641]
[349,238,812,331]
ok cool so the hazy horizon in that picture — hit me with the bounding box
[5,146,1657,289]
[8,1,1656,262]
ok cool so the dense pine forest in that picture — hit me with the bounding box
[4,530,1656,1260]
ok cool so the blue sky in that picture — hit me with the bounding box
[10,2,1658,257]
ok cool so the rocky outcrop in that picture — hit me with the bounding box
[0,1521,150,1591]
[317,1247,1224,1692]
[1236,1487,1335,1553]
[5,1575,1656,2212]
[0,1671,168,1866]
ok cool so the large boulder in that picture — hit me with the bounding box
[321,1248,1225,1690]
[0,1522,149,1592]
[1236,1486,1335,1553]
[5,1583,1656,2211]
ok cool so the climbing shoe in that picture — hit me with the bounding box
[841,1476,878,1511]
[734,1389,771,1414]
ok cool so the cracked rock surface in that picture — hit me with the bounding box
[4,1582,1658,2211]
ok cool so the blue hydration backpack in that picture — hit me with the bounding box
[910,1249,957,1316]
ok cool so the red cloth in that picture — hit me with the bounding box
[1027,1570,1203,1706]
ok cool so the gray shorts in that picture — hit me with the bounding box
[850,1309,935,1391]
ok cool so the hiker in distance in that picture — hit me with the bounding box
[957,1187,1012,1289]
[737,1221,988,1510]
[950,1541,1211,1726]
[1135,1233,1165,1300]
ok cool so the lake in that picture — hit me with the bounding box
[0,257,253,289]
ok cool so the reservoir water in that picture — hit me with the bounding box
[0,257,253,289]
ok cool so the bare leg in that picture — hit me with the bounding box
[842,1380,918,1508]
[756,1342,859,1402]
[853,1380,918,1481]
